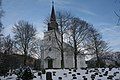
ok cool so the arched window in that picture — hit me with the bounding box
[49,47,52,51]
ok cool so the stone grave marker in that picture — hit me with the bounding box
[58,77,62,80]
[73,76,77,79]
[53,71,56,76]
[77,73,80,75]
[63,73,67,77]
[46,72,52,80]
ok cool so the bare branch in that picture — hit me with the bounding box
[12,20,37,66]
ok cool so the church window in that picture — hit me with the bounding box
[49,47,52,51]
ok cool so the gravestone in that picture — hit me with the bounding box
[101,68,105,72]
[69,69,71,71]
[38,72,42,76]
[91,74,95,79]
[63,73,67,77]
[116,71,119,74]
[84,78,87,80]
[85,70,88,74]
[58,77,62,80]
[77,73,80,75]
[82,76,86,78]
[53,71,56,76]
[73,69,76,72]
[103,71,108,76]
[69,72,71,74]
[113,72,116,76]
[95,72,98,75]
[109,67,112,71]
[73,76,77,79]
[46,72,52,80]
[72,74,76,77]
[99,75,103,77]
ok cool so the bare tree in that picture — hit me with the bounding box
[0,0,4,51]
[114,0,120,25]
[84,27,110,67]
[0,0,3,33]
[0,35,14,76]
[29,38,43,59]
[0,0,8,76]
[114,11,120,25]
[3,35,14,54]
[29,38,43,70]
[67,17,89,69]
[54,11,72,68]
[13,20,37,66]
[29,38,50,70]
[3,35,14,69]
[112,52,120,66]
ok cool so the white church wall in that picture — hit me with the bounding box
[44,60,48,68]
[53,58,61,68]
[77,55,87,68]
[64,53,74,68]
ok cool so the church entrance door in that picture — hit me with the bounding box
[48,59,53,69]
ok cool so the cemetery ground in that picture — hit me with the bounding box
[0,68,120,80]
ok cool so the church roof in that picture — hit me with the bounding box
[45,56,53,60]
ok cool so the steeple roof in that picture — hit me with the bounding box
[48,1,58,31]
[50,1,56,21]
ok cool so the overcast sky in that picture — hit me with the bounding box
[2,0,120,51]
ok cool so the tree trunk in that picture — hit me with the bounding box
[74,51,77,69]
[73,36,77,69]
[96,52,100,67]
[23,49,27,66]
[61,34,64,69]
[61,51,64,69]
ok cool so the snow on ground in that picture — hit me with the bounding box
[45,68,120,80]
[0,74,17,80]
[0,68,120,80]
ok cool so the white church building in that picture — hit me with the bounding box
[41,3,87,69]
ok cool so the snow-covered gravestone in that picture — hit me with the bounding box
[46,72,52,80]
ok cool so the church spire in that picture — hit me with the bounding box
[48,1,58,31]
[50,1,56,21]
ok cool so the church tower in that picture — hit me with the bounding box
[42,2,61,69]
[48,2,58,31]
